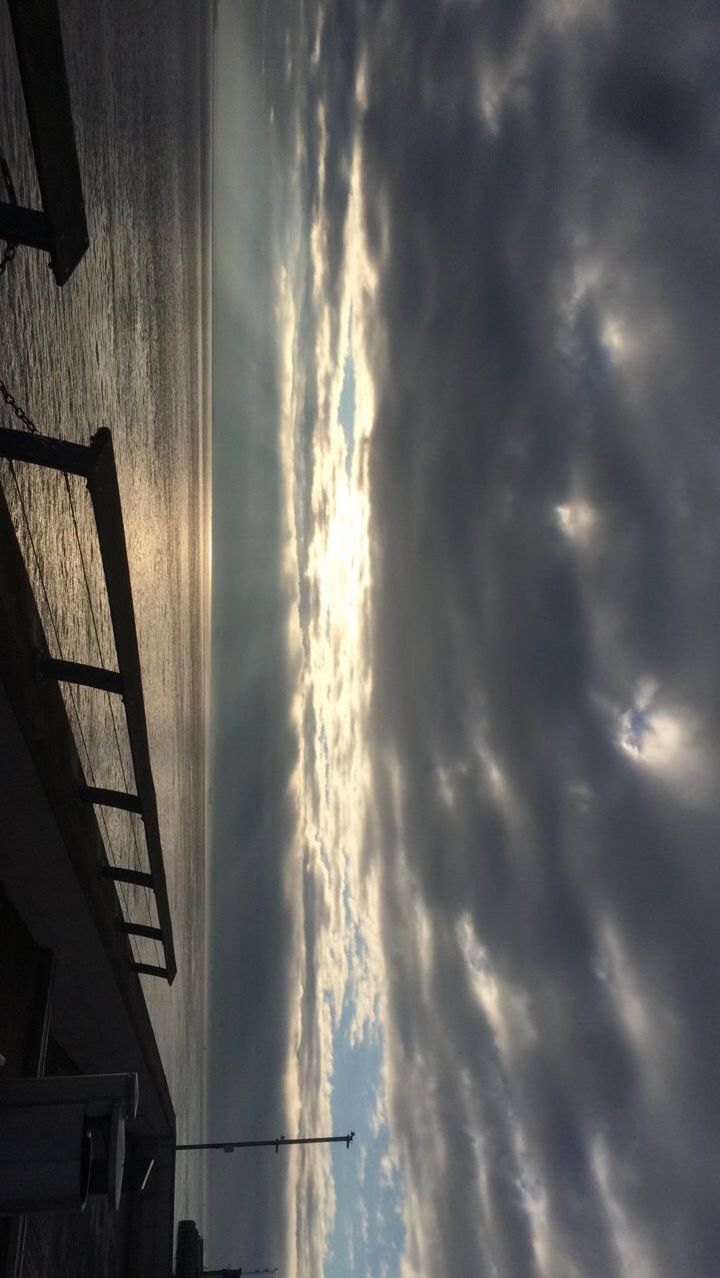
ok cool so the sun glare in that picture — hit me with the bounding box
[555,499,596,545]
[615,680,712,803]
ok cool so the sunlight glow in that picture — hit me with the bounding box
[615,678,712,802]
[555,498,597,545]
[456,914,536,1059]
[591,1135,656,1278]
[601,313,634,363]
[276,115,389,1278]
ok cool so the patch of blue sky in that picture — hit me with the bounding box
[318,724,331,804]
[318,834,331,877]
[625,706,653,752]
[568,297,618,400]
[325,987,406,1278]
[342,874,354,938]
[618,701,657,759]
[577,324,615,393]
[337,348,357,478]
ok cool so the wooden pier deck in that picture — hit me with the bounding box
[0,455,176,1277]
[0,424,176,983]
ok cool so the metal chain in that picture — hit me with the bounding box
[0,371,38,432]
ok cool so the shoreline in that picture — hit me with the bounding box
[199,0,215,1233]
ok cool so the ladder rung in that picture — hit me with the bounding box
[103,865,153,887]
[130,962,168,979]
[120,921,163,940]
[79,785,142,814]
[37,654,123,695]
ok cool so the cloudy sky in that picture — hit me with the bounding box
[209,1,720,1275]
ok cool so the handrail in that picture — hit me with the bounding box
[1,0,89,284]
[0,424,176,982]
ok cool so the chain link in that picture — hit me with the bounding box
[0,371,38,433]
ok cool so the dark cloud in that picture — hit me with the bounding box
[331,0,720,1274]
[243,0,720,1271]
[595,60,701,156]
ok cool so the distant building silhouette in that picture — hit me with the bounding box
[175,1220,277,1277]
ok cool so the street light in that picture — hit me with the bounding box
[176,1131,355,1154]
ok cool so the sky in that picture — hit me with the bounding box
[209,1,720,1275]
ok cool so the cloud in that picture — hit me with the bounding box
[353,0,720,1275]
[251,0,720,1273]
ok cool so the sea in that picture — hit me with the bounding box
[0,0,211,1227]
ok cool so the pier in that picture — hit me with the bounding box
[0,0,210,1267]
[0,424,176,983]
[0,0,88,283]
[0,426,178,1275]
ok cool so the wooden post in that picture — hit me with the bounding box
[5,0,89,284]
[0,426,101,476]
[0,203,50,250]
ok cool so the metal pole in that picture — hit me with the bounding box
[176,1131,355,1153]
[203,1270,278,1276]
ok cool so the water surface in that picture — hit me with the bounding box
[0,0,211,1223]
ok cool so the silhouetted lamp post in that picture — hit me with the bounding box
[176,1132,353,1276]
[176,1131,355,1154]
[203,1269,278,1276]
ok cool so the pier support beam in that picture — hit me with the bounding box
[130,963,168,980]
[0,203,50,250]
[119,922,163,941]
[5,0,89,284]
[78,785,142,814]
[0,425,102,476]
[37,654,123,696]
[102,866,153,888]
[0,423,177,984]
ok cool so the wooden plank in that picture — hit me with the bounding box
[2,1219,25,1278]
[0,425,100,477]
[6,952,54,1278]
[0,474,177,1139]
[86,429,177,983]
[0,911,53,1278]
[0,423,177,983]
[130,963,168,980]
[78,784,143,814]
[120,921,163,941]
[102,866,153,888]
[25,948,55,1077]
[0,203,50,251]
[6,0,88,284]
[37,654,124,695]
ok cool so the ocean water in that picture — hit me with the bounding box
[0,0,211,1224]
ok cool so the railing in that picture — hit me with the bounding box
[0,0,89,284]
[0,424,176,982]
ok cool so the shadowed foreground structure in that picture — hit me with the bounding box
[174,1219,279,1278]
[0,464,175,1275]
